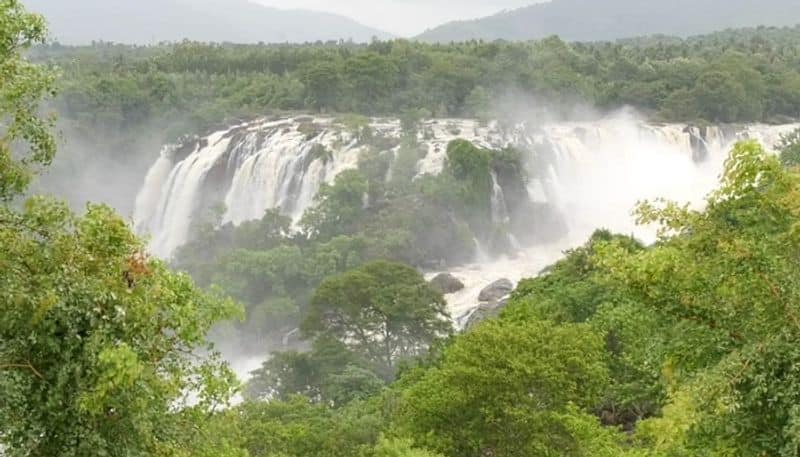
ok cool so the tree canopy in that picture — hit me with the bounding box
[0,3,241,455]
[302,261,452,378]
[0,0,55,200]
[0,200,241,456]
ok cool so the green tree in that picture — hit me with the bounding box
[232,396,383,457]
[0,199,241,456]
[443,140,492,207]
[599,142,800,455]
[301,169,368,240]
[372,437,444,457]
[344,52,398,113]
[692,71,745,122]
[394,319,612,457]
[779,127,800,168]
[464,85,491,121]
[504,231,664,429]
[326,364,385,407]
[300,59,343,112]
[0,8,242,452]
[246,335,380,406]
[423,139,495,239]
[302,261,451,378]
[0,0,56,200]
[507,230,644,324]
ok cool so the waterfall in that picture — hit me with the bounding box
[489,171,511,226]
[134,114,799,259]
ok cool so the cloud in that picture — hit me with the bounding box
[254,0,543,36]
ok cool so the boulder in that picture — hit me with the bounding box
[478,279,514,303]
[429,273,465,294]
[464,298,510,330]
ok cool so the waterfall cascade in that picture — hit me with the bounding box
[134,114,798,264]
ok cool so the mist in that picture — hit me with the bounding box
[123,100,797,380]
[253,0,542,36]
[33,122,166,218]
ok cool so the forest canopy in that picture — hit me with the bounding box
[32,25,800,145]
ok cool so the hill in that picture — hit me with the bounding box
[24,0,392,44]
[416,0,800,42]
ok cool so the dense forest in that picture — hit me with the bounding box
[36,24,800,137]
[7,0,800,456]
[32,24,800,212]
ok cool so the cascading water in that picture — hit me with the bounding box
[135,116,507,258]
[441,120,798,319]
[134,113,798,318]
[489,171,510,226]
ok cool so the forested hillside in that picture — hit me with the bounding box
[417,0,800,43]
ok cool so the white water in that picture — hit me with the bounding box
[438,121,798,320]
[133,113,798,322]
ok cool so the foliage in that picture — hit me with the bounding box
[228,396,384,457]
[0,8,242,454]
[372,437,443,457]
[393,319,611,456]
[507,230,643,324]
[779,127,800,168]
[301,170,368,240]
[594,141,800,455]
[0,199,241,456]
[504,230,665,429]
[246,335,384,407]
[502,142,800,451]
[302,261,452,378]
[441,139,493,211]
[0,0,56,200]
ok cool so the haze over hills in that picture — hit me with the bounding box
[417,0,800,43]
[24,0,393,44]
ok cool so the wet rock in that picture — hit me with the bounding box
[171,135,206,163]
[429,273,465,294]
[478,279,514,303]
[464,298,510,330]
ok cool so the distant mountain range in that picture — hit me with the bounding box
[416,0,800,43]
[24,0,393,44]
[23,0,800,45]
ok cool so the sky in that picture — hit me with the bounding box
[254,0,544,36]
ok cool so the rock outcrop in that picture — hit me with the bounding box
[461,279,516,329]
[464,298,510,330]
[429,273,465,294]
[478,279,514,303]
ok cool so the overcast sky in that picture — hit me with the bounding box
[254,0,544,36]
